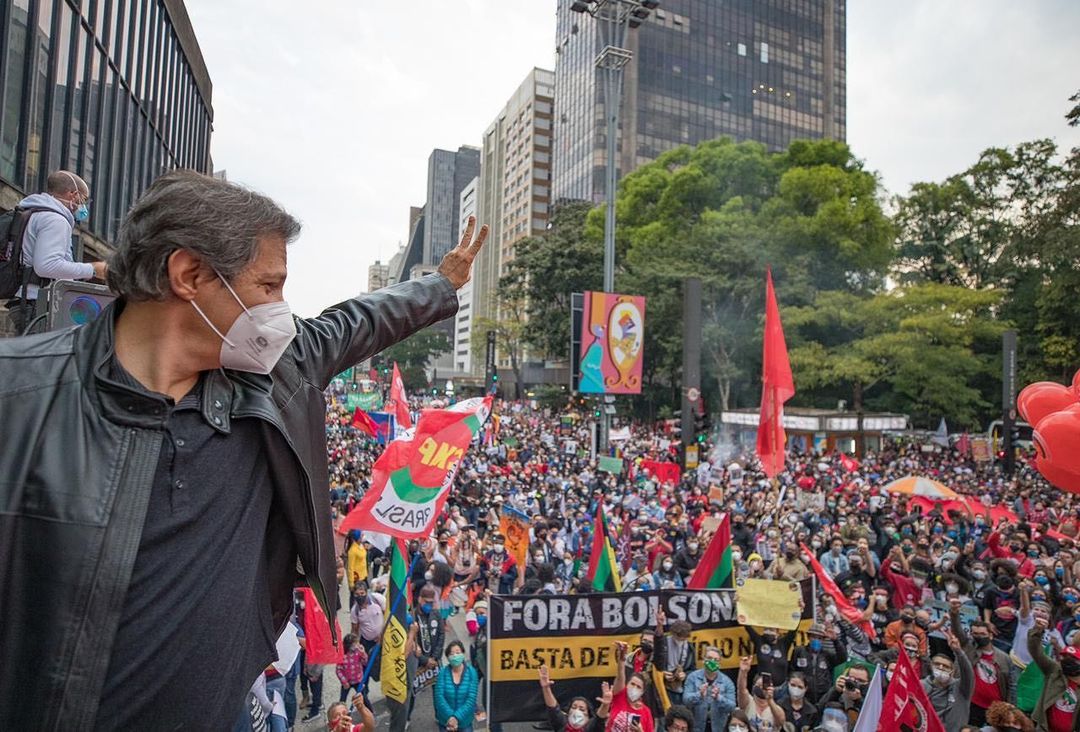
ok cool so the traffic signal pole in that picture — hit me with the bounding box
[682,277,702,461]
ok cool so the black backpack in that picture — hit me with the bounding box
[0,205,53,299]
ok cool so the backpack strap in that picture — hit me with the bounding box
[10,205,59,298]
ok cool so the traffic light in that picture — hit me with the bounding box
[694,410,712,443]
[1010,425,1021,445]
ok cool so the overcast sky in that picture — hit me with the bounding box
[184,1,1080,316]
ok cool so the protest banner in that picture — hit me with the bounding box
[487,582,814,723]
[499,505,531,571]
[735,578,803,630]
[598,456,624,474]
[346,390,382,412]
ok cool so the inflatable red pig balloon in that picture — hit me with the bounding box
[1017,381,1075,426]
[1033,404,1080,492]
[1035,455,1080,493]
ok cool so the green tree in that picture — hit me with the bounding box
[788,284,1006,431]
[605,137,893,413]
[379,328,451,391]
[894,140,1064,290]
[499,201,602,361]
[471,274,528,398]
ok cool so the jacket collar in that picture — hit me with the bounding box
[75,301,236,434]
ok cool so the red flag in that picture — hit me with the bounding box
[301,587,343,664]
[878,642,946,732]
[388,363,412,430]
[801,543,876,640]
[840,453,861,472]
[352,407,379,437]
[756,268,795,478]
[956,432,971,456]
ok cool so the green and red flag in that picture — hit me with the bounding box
[340,396,492,539]
[380,537,411,704]
[688,513,733,588]
[585,502,622,592]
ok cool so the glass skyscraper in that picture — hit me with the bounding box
[553,0,846,203]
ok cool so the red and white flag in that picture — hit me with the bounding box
[840,453,861,472]
[802,543,876,640]
[756,268,794,478]
[877,644,945,732]
[388,362,412,430]
[339,397,492,539]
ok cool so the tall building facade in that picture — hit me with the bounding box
[422,145,479,266]
[0,0,213,253]
[553,0,845,202]
[473,68,555,339]
[367,259,389,292]
[453,177,477,375]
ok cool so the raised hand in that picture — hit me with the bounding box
[597,681,613,706]
[437,215,489,289]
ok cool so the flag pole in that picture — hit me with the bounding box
[358,552,414,689]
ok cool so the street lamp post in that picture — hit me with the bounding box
[570,0,658,454]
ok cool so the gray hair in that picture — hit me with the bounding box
[107,169,301,300]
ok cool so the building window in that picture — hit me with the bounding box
[761,42,769,63]
[737,42,746,56]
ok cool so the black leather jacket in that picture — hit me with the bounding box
[0,273,458,730]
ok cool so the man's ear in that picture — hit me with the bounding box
[167,249,211,301]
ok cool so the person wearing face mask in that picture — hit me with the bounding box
[653,553,686,589]
[920,634,974,732]
[790,624,845,704]
[778,671,819,731]
[819,539,850,578]
[433,641,479,732]
[482,533,519,595]
[673,536,703,583]
[683,646,736,732]
[768,542,810,581]
[661,622,697,706]
[607,641,655,732]
[735,657,786,730]
[1029,616,1080,732]
[349,580,385,696]
[982,568,1021,651]
[4,170,108,334]
[0,170,487,730]
[538,665,610,731]
[885,604,928,656]
[743,624,796,690]
[956,612,1013,727]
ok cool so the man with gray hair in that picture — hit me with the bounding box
[5,169,108,332]
[0,169,487,729]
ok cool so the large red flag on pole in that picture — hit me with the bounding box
[389,362,412,430]
[756,268,795,478]
[877,642,946,732]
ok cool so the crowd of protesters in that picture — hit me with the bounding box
[274,391,1080,732]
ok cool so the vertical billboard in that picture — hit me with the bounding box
[576,291,645,394]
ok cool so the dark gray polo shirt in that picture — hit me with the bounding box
[95,361,279,730]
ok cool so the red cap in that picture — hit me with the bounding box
[1063,646,1080,659]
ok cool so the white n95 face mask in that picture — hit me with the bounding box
[191,269,296,374]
